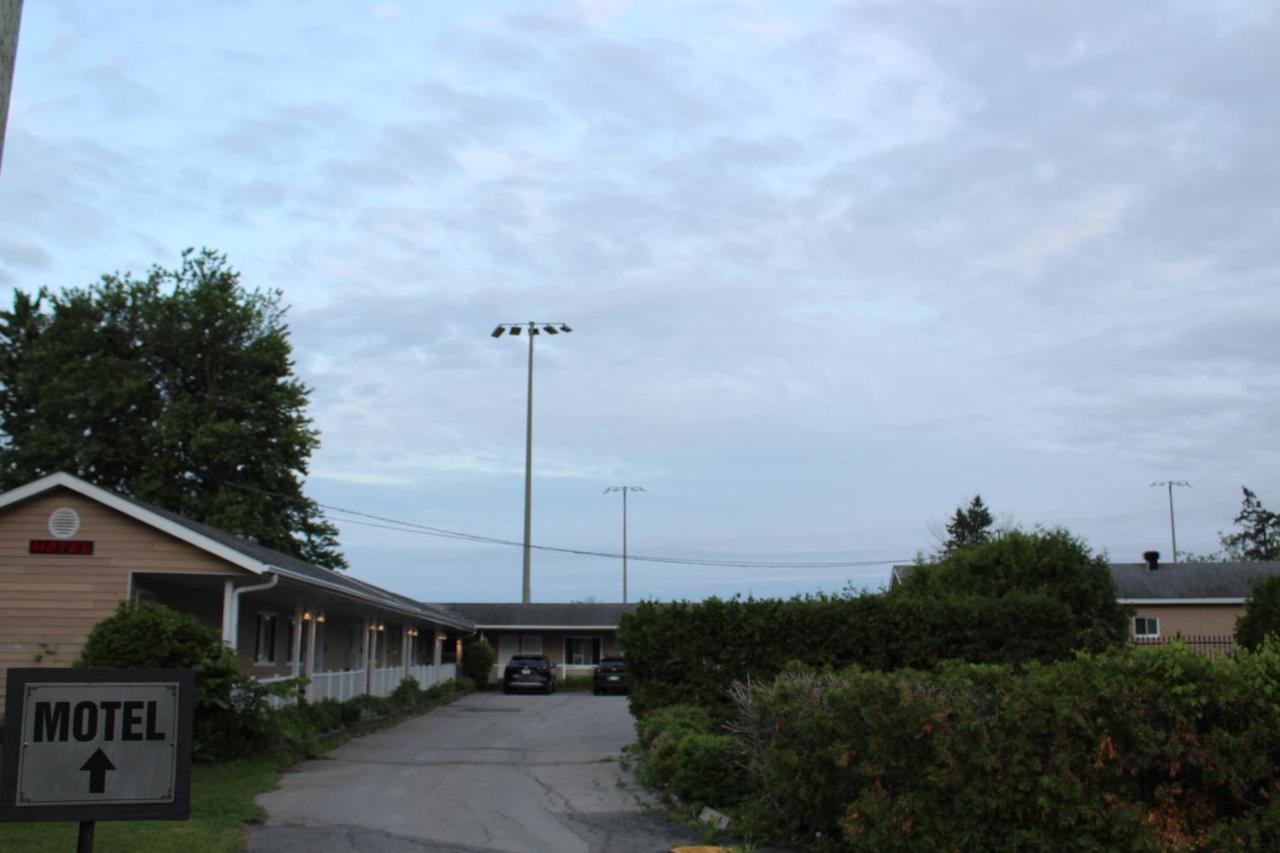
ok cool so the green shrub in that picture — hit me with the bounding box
[725,643,1280,851]
[461,637,496,689]
[391,676,425,706]
[669,733,750,807]
[1237,575,1280,650]
[303,698,345,733]
[77,602,276,761]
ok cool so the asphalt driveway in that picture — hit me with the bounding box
[247,691,698,853]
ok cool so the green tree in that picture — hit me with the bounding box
[461,637,496,689]
[1220,487,1280,561]
[1236,576,1280,650]
[941,494,995,555]
[0,249,345,568]
[897,527,1129,651]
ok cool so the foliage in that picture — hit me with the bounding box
[630,704,755,808]
[895,527,1129,652]
[722,643,1280,851]
[1221,487,1280,561]
[620,591,1089,722]
[941,494,994,555]
[1237,576,1280,650]
[461,636,496,689]
[76,601,280,761]
[0,248,344,568]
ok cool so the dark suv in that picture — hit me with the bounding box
[503,654,557,694]
[592,656,627,695]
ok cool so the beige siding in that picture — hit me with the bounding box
[1131,604,1243,638]
[0,489,248,708]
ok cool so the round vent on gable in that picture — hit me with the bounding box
[49,507,81,539]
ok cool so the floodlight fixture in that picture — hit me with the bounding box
[543,325,558,334]
[509,325,521,335]
[491,325,504,338]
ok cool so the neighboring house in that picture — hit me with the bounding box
[0,472,473,711]
[442,602,638,682]
[1111,558,1280,641]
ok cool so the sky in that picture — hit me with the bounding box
[1,1,1277,604]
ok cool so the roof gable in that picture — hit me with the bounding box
[0,473,472,629]
[1110,561,1280,601]
[443,602,639,628]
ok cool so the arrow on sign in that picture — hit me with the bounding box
[80,748,116,794]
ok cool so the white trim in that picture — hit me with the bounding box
[1119,598,1245,605]
[1133,616,1161,638]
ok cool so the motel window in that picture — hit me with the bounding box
[255,613,277,663]
[1134,616,1160,638]
[564,637,602,666]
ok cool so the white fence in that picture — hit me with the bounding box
[259,662,458,708]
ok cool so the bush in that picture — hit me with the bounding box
[620,529,1130,723]
[726,643,1280,851]
[621,592,1081,722]
[461,637,496,689]
[391,676,426,706]
[77,602,276,761]
[1237,575,1280,650]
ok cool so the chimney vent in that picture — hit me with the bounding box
[1142,550,1160,571]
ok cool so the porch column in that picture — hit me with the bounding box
[220,580,236,645]
[362,618,372,694]
[433,632,443,668]
[305,612,319,681]
[290,603,304,678]
[404,627,412,675]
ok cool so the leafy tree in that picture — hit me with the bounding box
[1236,576,1280,650]
[0,249,344,568]
[461,637,497,689]
[941,494,994,555]
[897,527,1129,651]
[1220,487,1280,562]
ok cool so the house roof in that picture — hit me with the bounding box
[0,472,473,630]
[442,602,639,629]
[1110,561,1280,603]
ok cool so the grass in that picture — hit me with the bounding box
[0,756,287,853]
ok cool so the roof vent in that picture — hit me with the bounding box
[49,507,81,539]
[1142,550,1160,571]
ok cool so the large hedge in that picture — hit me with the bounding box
[1237,575,1280,650]
[620,528,1129,720]
[722,643,1280,851]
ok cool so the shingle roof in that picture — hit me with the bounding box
[442,602,639,628]
[1110,561,1280,601]
[130,497,472,628]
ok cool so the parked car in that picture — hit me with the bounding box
[503,654,557,694]
[592,656,627,695]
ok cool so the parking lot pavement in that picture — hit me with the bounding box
[248,690,699,853]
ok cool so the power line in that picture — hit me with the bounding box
[317,502,906,569]
[221,480,908,569]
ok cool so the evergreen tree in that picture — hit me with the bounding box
[1220,487,1280,561]
[942,495,995,555]
[0,249,345,568]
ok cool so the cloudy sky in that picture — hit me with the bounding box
[2,1,1277,603]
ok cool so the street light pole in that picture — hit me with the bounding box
[1151,481,1191,563]
[492,322,572,604]
[604,486,644,603]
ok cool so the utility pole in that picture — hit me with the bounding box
[604,486,644,603]
[0,0,22,174]
[491,322,573,603]
[1151,481,1191,563]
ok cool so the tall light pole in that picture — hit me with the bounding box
[1151,481,1191,563]
[492,322,572,604]
[604,486,644,603]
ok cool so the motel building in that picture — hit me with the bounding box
[0,472,474,712]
